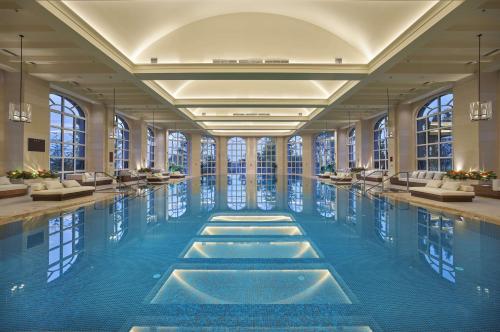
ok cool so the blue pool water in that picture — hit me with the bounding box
[0,175,499,331]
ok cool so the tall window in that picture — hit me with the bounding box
[49,94,86,176]
[201,136,216,175]
[147,127,155,168]
[373,116,388,170]
[114,116,130,171]
[257,137,276,175]
[168,132,189,174]
[47,208,84,283]
[287,135,303,175]
[416,93,453,171]
[315,132,336,175]
[227,137,246,174]
[348,128,356,169]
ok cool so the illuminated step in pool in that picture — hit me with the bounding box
[151,269,352,304]
[200,225,303,236]
[183,241,319,259]
[209,215,293,222]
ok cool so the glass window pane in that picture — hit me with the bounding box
[75,159,85,170]
[63,116,74,129]
[50,112,62,127]
[440,159,453,171]
[63,144,74,157]
[417,160,427,170]
[428,159,439,171]
[64,158,74,171]
[75,145,85,158]
[74,131,85,145]
[75,118,85,131]
[50,158,62,172]
[428,130,439,143]
[50,127,62,142]
[428,145,439,157]
[417,146,426,158]
[417,132,426,145]
[440,143,452,157]
[50,143,62,157]
[63,131,74,143]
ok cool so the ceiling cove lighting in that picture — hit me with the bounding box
[470,34,492,121]
[9,35,32,123]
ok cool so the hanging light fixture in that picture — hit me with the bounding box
[386,88,395,139]
[470,33,492,121]
[108,88,117,139]
[9,35,32,123]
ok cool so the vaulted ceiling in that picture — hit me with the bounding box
[1,0,499,136]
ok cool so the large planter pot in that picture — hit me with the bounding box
[492,179,500,191]
[9,178,24,184]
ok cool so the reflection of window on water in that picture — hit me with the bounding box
[257,137,276,175]
[347,190,357,224]
[227,174,246,210]
[168,182,188,218]
[109,197,129,242]
[315,182,336,219]
[417,208,455,283]
[47,208,84,283]
[257,175,277,210]
[201,175,216,212]
[374,197,392,242]
[287,175,303,213]
[146,189,157,223]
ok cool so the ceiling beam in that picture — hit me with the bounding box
[134,63,369,81]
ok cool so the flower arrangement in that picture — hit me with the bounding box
[138,167,152,173]
[6,170,38,179]
[320,164,335,174]
[37,169,59,179]
[445,170,497,181]
[169,164,183,173]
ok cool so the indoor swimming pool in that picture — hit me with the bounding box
[0,175,499,331]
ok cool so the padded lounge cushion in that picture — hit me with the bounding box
[441,181,461,191]
[410,187,474,197]
[33,186,95,195]
[411,171,419,179]
[433,172,445,180]
[425,172,435,179]
[44,181,64,190]
[0,176,11,186]
[63,180,81,188]
[0,184,28,192]
[426,180,443,188]
[418,172,427,179]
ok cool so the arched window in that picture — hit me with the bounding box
[416,93,453,171]
[257,137,276,175]
[287,175,303,213]
[49,93,86,176]
[47,208,84,282]
[168,132,189,174]
[348,128,356,169]
[373,116,388,170]
[315,132,335,175]
[201,135,216,175]
[287,135,303,175]
[227,137,246,174]
[146,127,155,168]
[114,116,130,171]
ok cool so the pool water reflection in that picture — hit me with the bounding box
[0,175,499,331]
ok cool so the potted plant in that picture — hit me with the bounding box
[37,169,59,179]
[169,164,183,173]
[138,167,152,173]
[6,170,38,184]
